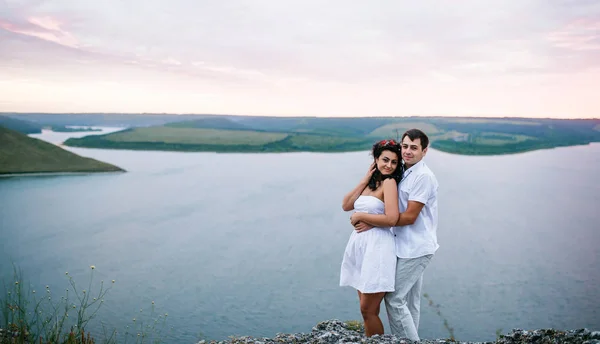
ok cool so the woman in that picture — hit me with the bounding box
[340,139,403,337]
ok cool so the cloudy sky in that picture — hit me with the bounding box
[0,0,599,118]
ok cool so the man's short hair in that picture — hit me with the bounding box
[402,129,429,150]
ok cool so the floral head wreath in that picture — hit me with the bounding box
[377,139,399,147]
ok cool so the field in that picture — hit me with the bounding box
[285,134,370,150]
[472,132,534,145]
[367,122,440,138]
[65,127,373,153]
[439,118,543,126]
[105,127,287,145]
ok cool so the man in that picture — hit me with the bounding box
[352,128,439,341]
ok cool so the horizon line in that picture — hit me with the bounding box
[1,111,598,121]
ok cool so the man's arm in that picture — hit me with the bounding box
[353,200,424,227]
[394,201,424,226]
[354,173,433,227]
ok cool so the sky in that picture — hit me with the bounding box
[0,0,599,118]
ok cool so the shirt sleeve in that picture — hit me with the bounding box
[408,173,435,205]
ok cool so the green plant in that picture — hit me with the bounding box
[343,320,364,333]
[1,265,171,344]
[423,293,456,342]
[118,301,172,344]
[1,265,112,344]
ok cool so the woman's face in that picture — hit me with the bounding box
[375,149,399,175]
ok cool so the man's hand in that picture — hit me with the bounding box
[350,212,362,226]
[354,222,374,233]
[350,212,374,233]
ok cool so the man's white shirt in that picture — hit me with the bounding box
[392,160,439,258]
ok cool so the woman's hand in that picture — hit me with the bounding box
[350,212,363,226]
[341,162,376,212]
[361,162,376,185]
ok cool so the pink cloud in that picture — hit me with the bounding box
[0,16,78,48]
[546,18,600,51]
[162,58,182,66]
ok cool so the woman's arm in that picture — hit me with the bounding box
[342,163,376,211]
[350,178,399,226]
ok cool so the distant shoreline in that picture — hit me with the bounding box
[2,111,599,120]
[62,138,598,156]
[0,170,125,178]
[5,113,599,157]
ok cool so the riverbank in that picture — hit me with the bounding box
[198,320,600,344]
[0,126,125,175]
[0,170,125,178]
[62,132,600,156]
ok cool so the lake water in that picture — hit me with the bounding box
[1,129,599,343]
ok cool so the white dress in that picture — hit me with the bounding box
[339,195,397,293]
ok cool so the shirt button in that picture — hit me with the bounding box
[394,234,396,237]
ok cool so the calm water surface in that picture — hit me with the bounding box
[1,129,599,342]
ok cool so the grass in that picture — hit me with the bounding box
[343,320,364,333]
[429,130,468,141]
[368,122,440,138]
[471,132,535,145]
[423,293,456,342]
[1,266,171,344]
[104,127,287,146]
[65,128,374,153]
[285,134,369,150]
[165,118,251,131]
[0,126,124,175]
[438,118,542,126]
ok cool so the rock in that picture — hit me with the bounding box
[5,321,600,344]
[577,329,592,336]
[199,321,600,344]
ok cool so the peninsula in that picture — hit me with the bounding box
[0,126,125,175]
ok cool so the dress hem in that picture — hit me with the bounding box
[339,283,395,294]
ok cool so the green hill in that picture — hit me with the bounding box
[64,126,373,153]
[0,115,104,134]
[0,115,43,134]
[165,117,252,131]
[17,113,599,155]
[428,118,600,155]
[235,116,395,136]
[0,126,125,175]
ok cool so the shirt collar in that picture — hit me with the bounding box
[402,160,425,179]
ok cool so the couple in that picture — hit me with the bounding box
[340,128,439,341]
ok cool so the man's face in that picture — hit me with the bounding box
[401,136,427,167]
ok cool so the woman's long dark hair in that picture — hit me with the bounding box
[367,139,404,191]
